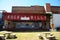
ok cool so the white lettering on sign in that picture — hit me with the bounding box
[37,16,40,20]
[21,16,30,20]
[7,15,10,19]
[11,15,13,19]
[41,16,43,20]
[31,16,33,20]
[17,16,19,19]
[14,15,16,19]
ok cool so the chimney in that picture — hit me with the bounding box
[44,3,52,13]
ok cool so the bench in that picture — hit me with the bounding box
[10,34,17,39]
[37,34,44,40]
[0,35,5,40]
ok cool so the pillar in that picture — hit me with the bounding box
[4,20,8,29]
[44,3,55,31]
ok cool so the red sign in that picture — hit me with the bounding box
[3,13,46,21]
[6,15,46,21]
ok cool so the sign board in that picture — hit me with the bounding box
[3,13,46,21]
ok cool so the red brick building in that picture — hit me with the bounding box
[3,3,60,30]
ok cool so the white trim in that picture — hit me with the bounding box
[44,4,47,12]
[46,12,52,14]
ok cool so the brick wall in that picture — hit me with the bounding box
[12,6,45,14]
[12,3,60,14]
[51,6,60,14]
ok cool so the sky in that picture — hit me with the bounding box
[0,0,60,12]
